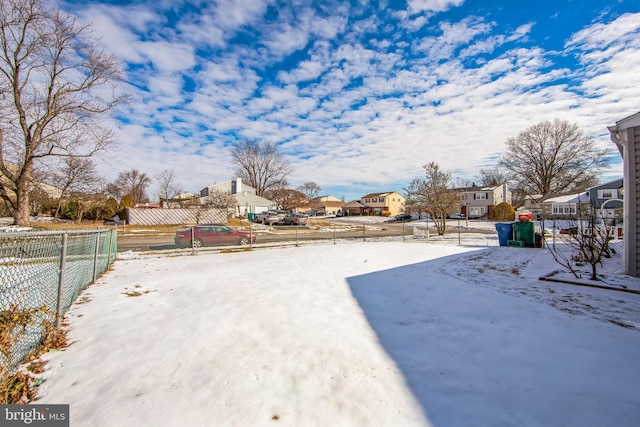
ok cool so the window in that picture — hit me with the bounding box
[470,207,485,215]
[474,193,487,200]
[598,189,617,199]
[552,204,577,215]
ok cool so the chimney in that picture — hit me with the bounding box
[236,177,242,194]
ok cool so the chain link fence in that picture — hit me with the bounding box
[0,228,117,374]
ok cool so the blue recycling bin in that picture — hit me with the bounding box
[495,222,514,247]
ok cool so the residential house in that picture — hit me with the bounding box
[161,192,200,209]
[540,192,590,218]
[455,183,511,219]
[341,200,368,216]
[360,192,405,217]
[609,111,640,277]
[522,194,544,219]
[0,161,64,215]
[307,195,345,216]
[588,178,623,221]
[199,178,275,217]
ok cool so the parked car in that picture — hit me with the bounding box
[103,215,124,226]
[174,224,256,248]
[283,213,307,225]
[254,211,270,222]
[255,211,286,225]
[559,226,578,235]
[448,213,465,220]
[394,213,412,222]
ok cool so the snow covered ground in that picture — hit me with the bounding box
[34,231,640,427]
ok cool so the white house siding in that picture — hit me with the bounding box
[609,112,640,277]
[633,126,640,276]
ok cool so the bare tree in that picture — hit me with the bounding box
[230,139,292,197]
[0,0,126,226]
[549,202,616,281]
[417,162,459,235]
[476,166,508,186]
[204,189,237,210]
[403,177,428,216]
[155,169,182,206]
[50,157,100,220]
[297,182,321,199]
[499,119,607,198]
[107,169,151,205]
[265,186,306,211]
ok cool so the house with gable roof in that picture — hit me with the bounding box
[360,191,405,217]
[199,178,275,217]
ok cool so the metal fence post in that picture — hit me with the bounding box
[92,232,101,283]
[55,232,68,328]
[108,228,114,263]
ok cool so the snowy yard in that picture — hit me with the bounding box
[34,236,640,427]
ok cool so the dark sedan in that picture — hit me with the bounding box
[174,224,256,248]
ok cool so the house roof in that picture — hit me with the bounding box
[587,178,623,191]
[361,191,402,198]
[319,201,345,208]
[312,195,342,203]
[615,111,640,128]
[452,183,504,192]
[609,111,640,155]
[542,192,590,204]
[342,200,368,208]
[233,193,273,207]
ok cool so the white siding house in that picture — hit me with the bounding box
[609,111,640,277]
[199,178,275,217]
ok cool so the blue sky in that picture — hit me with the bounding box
[59,0,640,202]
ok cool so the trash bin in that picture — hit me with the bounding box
[495,222,514,247]
[534,232,543,248]
[248,213,254,221]
[514,221,535,247]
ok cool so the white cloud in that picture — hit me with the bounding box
[277,60,325,84]
[407,0,465,15]
[135,40,197,73]
[65,2,635,199]
[396,0,465,30]
[413,17,494,60]
[566,12,640,52]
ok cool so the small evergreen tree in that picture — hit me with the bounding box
[120,194,134,209]
[119,194,135,219]
[61,200,79,221]
[104,198,119,218]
